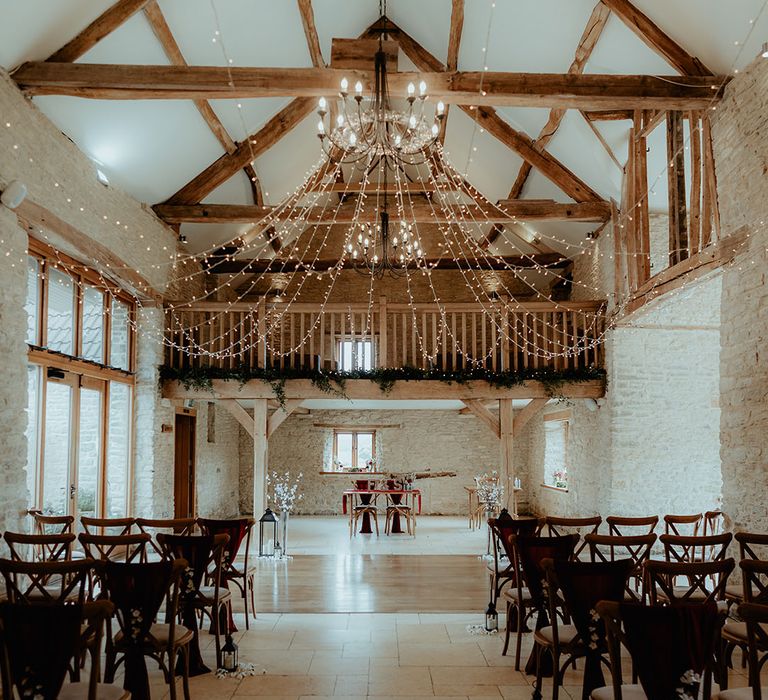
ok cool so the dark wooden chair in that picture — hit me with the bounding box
[712,603,768,700]
[661,532,732,565]
[664,512,703,536]
[198,517,257,629]
[135,517,197,560]
[727,533,768,605]
[501,533,579,672]
[78,532,151,599]
[487,514,539,604]
[645,558,735,605]
[542,515,602,559]
[28,511,75,535]
[0,599,129,700]
[606,515,658,536]
[4,530,75,563]
[534,558,633,700]
[585,533,657,602]
[0,558,91,604]
[591,600,722,700]
[80,516,135,536]
[101,558,192,700]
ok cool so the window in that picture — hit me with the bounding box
[333,430,376,470]
[25,243,136,518]
[544,418,569,489]
[338,339,374,371]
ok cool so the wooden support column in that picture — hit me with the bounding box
[257,297,267,368]
[667,111,688,265]
[633,110,650,283]
[499,399,515,514]
[378,295,388,367]
[253,399,268,518]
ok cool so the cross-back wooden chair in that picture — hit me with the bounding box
[0,599,129,700]
[606,515,658,536]
[501,533,579,672]
[78,532,151,598]
[28,511,75,536]
[157,533,231,673]
[198,517,257,630]
[542,515,602,559]
[645,558,735,606]
[704,509,726,535]
[661,532,733,565]
[135,518,197,560]
[728,533,768,605]
[101,558,192,700]
[585,533,657,602]
[0,558,91,604]
[712,603,768,700]
[720,560,768,691]
[80,516,135,536]
[535,558,633,700]
[487,514,539,604]
[664,512,703,536]
[591,599,723,700]
[3,531,75,563]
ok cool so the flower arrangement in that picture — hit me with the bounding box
[475,471,504,509]
[267,471,303,513]
[552,469,568,489]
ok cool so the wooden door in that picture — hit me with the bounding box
[174,413,196,518]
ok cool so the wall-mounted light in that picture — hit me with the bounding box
[761,41,768,58]
[0,180,27,209]
[96,168,110,186]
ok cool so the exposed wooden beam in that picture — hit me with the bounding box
[163,97,316,205]
[330,38,399,70]
[601,0,712,76]
[667,111,688,266]
[461,399,500,439]
[199,253,570,275]
[309,182,439,194]
[512,397,549,436]
[446,0,465,71]
[12,63,725,110]
[219,399,254,438]
[583,109,634,121]
[297,0,324,68]
[578,110,623,171]
[268,399,305,437]
[508,1,610,199]
[45,0,151,63]
[154,199,611,225]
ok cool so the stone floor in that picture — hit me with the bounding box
[141,611,751,700]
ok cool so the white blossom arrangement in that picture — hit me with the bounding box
[267,471,304,513]
[475,471,504,509]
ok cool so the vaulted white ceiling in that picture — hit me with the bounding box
[2,0,766,253]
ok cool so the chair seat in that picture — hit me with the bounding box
[59,682,131,700]
[591,684,646,700]
[722,620,768,643]
[502,586,532,602]
[227,565,256,578]
[199,585,232,603]
[713,689,768,700]
[534,624,579,647]
[115,622,193,647]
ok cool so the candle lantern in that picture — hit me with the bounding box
[222,633,238,671]
[259,508,278,557]
[485,600,498,632]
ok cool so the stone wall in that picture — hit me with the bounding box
[711,56,768,534]
[195,401,241,518]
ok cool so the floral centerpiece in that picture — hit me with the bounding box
[552,468,568,489]
[475,471,504,510]
[267,470,303,556]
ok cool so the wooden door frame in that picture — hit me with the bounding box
[174,407,197,518]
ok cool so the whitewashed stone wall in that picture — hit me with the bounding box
[711,56,768,534]
[0,207,32,534]
[195,401,241,518]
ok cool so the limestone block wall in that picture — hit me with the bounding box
[711,56,768,534]
[195,401,241,518]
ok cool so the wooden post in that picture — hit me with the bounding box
[378,295,388,367]
[499,399,515,514]
[633,111,650,283]
[253,399,268,518]
[667,111,688,265]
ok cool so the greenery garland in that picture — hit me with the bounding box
[159,363,605,408]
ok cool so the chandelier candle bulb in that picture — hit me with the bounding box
[340,77,348,94]
[318,96,327,113]
[419,80,427,96]
[355,80,363,95]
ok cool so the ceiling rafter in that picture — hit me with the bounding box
[297,0,325,67]
[45,0,151,63]
[600,0,713,76]
[439,0,464,143]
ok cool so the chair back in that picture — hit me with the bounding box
[703,510,725,537]
[3,531,75,563]
[78,533,149,564]
[606,515,658,536]
[740,559,768,606]
[510,533,579,609]
[542,515,601,558]
[664,513,703,536]
[80,516,135,536]
[0,601,86,700]
[157,533,229,606]
[29,512,74,536]
[585,533,656,601]
[739,602,768,694]
[597,599,722,700]
[0,558,90,604]
[197,518,254,577]
[736,532,768,562]
[489,515,539,564]
[660,532,732,564]
[645,558,735,605]
[135,517,197,559]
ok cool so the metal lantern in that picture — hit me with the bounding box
[221,633,238,672]
[485,600,498,632]
[259,508,278,557]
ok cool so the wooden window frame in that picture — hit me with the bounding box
[332,429,376,470]
[542,414,570,491]
[336,337,377,371]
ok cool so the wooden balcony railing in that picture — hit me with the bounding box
[164,298,607,373]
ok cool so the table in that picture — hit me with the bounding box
[342,489,422,534]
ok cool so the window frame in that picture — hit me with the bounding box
[542,411,570,491]
[332,430,377,470]
[25,238,137,518]
[336,337,376,372]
